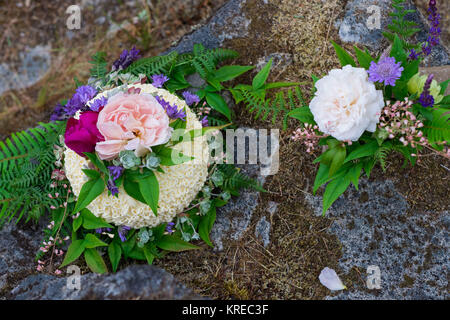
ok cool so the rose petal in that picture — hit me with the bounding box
[319,267,346,291]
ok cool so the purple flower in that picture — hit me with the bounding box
[107,179,119,196]
[108,166,124,181]
[112,46,141,71]
[63,85,98,117]
[408,49,419,60]
[89,96,108,112]
[151,74,169,88]
[96,228,112,234]
[182,91,200,106]
[50,103,66,121]
[118,225,131,242]
[156,96,186,121]
[200,116,209,127]
[166,222,175,234]
[368,56,404,86]
[418,74,435,108]
[75,85,97,105]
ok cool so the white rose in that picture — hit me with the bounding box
[309,65,384,141]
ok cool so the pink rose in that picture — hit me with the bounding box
[65,111,105,157]
[95,93,172,160]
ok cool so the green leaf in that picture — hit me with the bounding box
[329,146,346,177]
[157,147,193,166]
[264,82,302,90]
[205,92,231,121]
[322,176,351,215]
[73,177,105,214]
[347,162,363,190]
[390,35,407,63]
[252,58,273,89]
[143,245,155,265]
[83,233,108,249]
[81,209,113,229]
[344,140,379,163]
[156,235,201,252]
[198,207,216,247]
[287,107,315,124]
[60,239,85,268]
[354,46,374,69]
[138,170,159,215]
[108,241,122,273]
[123,172,146,204]
[401,59,419,81]
[81,169,100,180]
[84,152,108,174]
[439,80,449,95]
[211,65,254,82]
[331,40,356,67]
[84,248,108,274]
[72,215,83,232]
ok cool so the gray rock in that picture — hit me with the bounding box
[0,220,44,293]
[210,127,279,251]
[337,0,449,66]
[255,216,271,248]
[166,0,249,54]
[10,265,201,300]
[306,179,449,299]
[0,45,51,96]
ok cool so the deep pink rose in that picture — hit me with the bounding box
[95,93,172,160]
[65,111,105,157]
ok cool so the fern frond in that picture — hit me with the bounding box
[423,108,450,145]
[383,0,420,49]
[124,51,178,76]
[89,52,108,79]
[217,164,265,192]
[190,44,238,79]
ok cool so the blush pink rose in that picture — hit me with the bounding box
[95,93,172,160]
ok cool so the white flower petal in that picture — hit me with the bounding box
[319,267,346,291]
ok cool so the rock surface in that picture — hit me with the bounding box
[337,0,449,66]
[306,179,449,299]
[10,265,201,300]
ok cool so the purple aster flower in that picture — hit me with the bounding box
[418,74,435,108]
[63,85,97,117]
[151,74,169,88]
[107,179,119,196]
[112,46,141,71]
[50,103,67,121]
[182,91,200,106]
[89,96,108,112]
[200,116,209,127]
[368,56,404,86]
[108,166,124,181]
[166,222,175,234]
[155,96,186,121]
[118,225,131,242]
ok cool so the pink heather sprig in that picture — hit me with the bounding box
[291,124,328,153]
[379,98,426,149]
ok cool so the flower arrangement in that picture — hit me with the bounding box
[289,0,449,214]
[0,42,301,274]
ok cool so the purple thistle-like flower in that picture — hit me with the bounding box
[200,116,209,127]
[50,103,67,121]
[368,56,404,86]
[89,96,108,112]
[418,74,435,108]
[112,46,141,71]
[63,85,97,117]
[118,225,131,242]
[182,91,200,106]
[151,74,169,88]
[155,96,186,121]
[107,179,119,196]
[108,166,124,181]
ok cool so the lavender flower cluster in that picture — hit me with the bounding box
[50,85,97,121]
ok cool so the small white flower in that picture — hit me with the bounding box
[319,267,346,291]
[309,65,384,141]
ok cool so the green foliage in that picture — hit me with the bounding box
[331,40,356,67]
[216,164,265,193]
[424,107,450,145]
[190,44,239,79]
[124,51,178,76]
[0,122,66,224]
[89,52,108,79]
[382,0,421,49]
